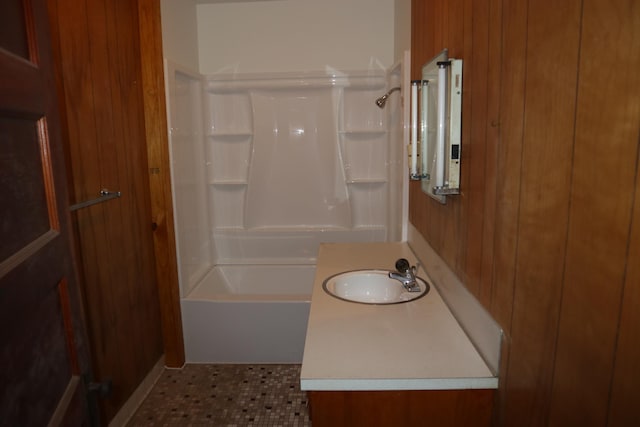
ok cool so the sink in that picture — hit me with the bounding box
[322,269,430,305]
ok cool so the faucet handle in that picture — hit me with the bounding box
[395,258,411,274]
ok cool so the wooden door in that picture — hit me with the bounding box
[0,0,92,425]
[47,0,165,423]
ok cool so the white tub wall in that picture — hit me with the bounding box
[160,0,208,297]
[386,55,407,242]
[160,0,199,71]
[182,299,311,363]
[195,0,395,74]
[400,50,411,241]
[190,265,316,298]
[212,228,387,265]
[182,264,316,363]
[245,87,350,229]
[204,72,400,265]
[393,0,412,64]
[165,61,214,297]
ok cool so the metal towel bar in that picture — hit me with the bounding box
[70,189,121,211]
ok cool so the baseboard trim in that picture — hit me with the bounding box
[109,355,165,427]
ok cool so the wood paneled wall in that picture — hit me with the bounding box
[410,0,640,425]
[48,0,168,421]
[137,0,185,369]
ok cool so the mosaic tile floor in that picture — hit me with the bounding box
[126,364,311,426]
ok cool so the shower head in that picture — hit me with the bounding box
[375,86,401,108]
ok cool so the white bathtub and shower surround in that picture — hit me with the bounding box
[204,71,401,264]
[166,63,406,363]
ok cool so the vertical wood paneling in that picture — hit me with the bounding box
[438,0,463,281]
[50,0,101,204]
[608,159,640,426]
[50,0,119,392]
[463,0,490,298]
[489,0,528,422]
[85,0,137,409]
[433,0,444,56]
[96,1,137,392]
[489,0,527,336]
[504,0,582,424]
[410,0,430,79]
[412,0,640,425]
[548,0,640,424]
[456,0,474,275]
[49,0,164,422]
[137,0,185,367]
[478,0,501,308]
[410,0,490,294]
[113,0,162,382]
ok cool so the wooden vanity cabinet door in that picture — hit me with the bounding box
[308,389,494,427]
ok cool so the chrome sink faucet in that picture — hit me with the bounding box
[388,258,422,292]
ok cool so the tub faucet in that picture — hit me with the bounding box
[388,258,422,292]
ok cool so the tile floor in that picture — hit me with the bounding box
[126,364,311,426]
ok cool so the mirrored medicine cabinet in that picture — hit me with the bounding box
[410,49,463,204]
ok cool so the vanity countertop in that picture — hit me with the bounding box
[300,242,498,391]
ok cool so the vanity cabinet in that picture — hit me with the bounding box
[301,243,500,427]
[308,389,494,427]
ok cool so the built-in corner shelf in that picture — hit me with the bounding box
[208,132,253,140]
[346,178,387,185]
[339,130,387,136]
[210,180,248,186]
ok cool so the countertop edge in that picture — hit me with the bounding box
[300,377,499,391]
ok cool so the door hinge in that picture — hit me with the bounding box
[87,379,113,398]
[83,374,113,426]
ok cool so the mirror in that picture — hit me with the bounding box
[418,49,463,204]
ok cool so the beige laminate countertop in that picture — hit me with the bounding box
[300,242,498,391]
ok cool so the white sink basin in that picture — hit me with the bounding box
[322,269,430,304]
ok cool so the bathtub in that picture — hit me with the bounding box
[181,264,316,363]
